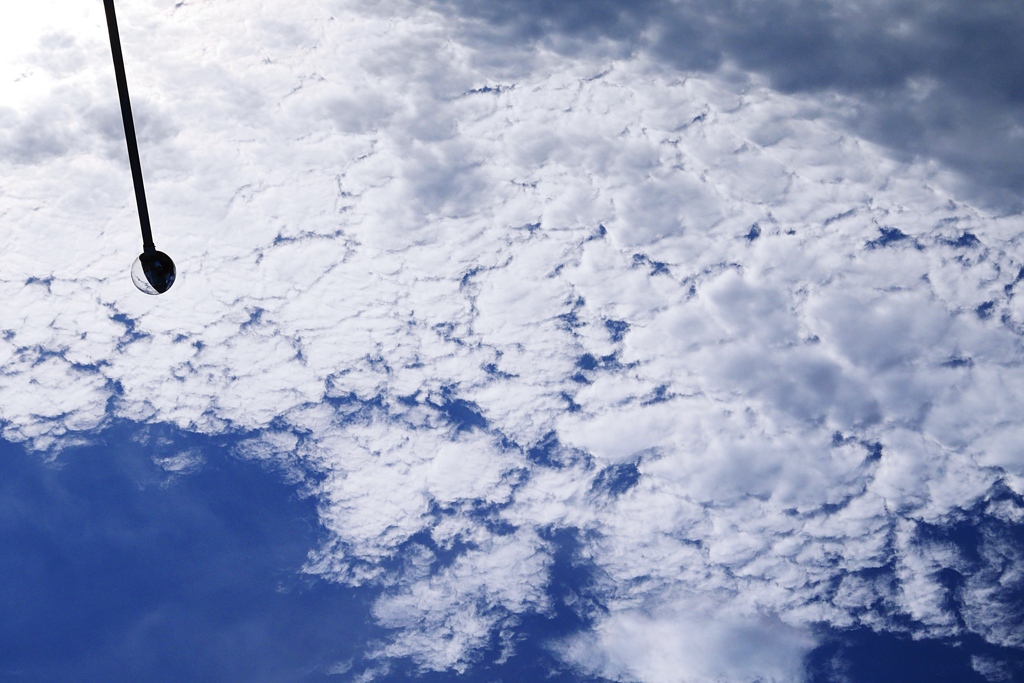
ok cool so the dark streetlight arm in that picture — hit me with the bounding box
[102,0,155,253]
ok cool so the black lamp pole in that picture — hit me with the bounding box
[102,0,176,294]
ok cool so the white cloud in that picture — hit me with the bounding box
[1,0,1023,679]
[153,447,204,475]
[557,606,815,683]
[961,523,1024,649]
[370,528,551,672]
[972,655,1014,683]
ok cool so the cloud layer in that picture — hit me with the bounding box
[431,0,1024,208]
[1,0,1023,680]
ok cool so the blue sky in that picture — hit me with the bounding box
[0,424,372,681]
[2,1,1024,681]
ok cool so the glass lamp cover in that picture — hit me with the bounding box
[131,250,176,295]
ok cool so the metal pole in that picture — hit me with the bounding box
[102,0,155,253]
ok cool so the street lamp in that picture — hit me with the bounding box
[102,0,176,294]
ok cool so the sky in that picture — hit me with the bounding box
[1,0,1024,681]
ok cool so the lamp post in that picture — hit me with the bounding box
[102,0,176,294]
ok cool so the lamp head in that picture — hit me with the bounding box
[131,250,176,294]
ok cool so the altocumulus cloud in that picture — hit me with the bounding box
[431,0,1024,209]
[1,0,1023,681]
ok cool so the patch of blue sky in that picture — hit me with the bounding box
[0,423,373,682]
[807,628,1024,683]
